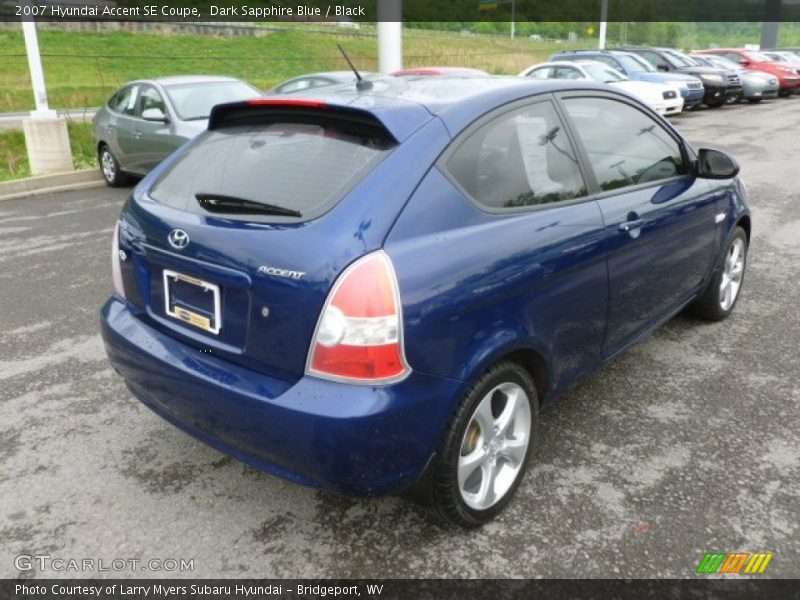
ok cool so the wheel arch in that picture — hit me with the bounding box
[463,336,554,404]
[736,214,751,242]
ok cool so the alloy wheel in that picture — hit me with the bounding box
[457,382,531,510]
[719,237,746,311]
[101,149,116,183]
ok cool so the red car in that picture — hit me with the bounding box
[694,48,800,95]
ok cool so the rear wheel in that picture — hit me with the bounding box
[430,361,538,527]
[99,144,129,187]
[690,226,748,321]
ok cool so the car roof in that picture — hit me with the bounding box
[271,75,624,141]
[392,67,488,76]
[530,61,602,69]
[281,71,374,83]
[554,49,627,55]
[149,75,242,86]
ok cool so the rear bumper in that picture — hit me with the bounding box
[101,297,462,495]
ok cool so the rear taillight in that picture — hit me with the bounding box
[111,221,125,298]
[307,251,409,384]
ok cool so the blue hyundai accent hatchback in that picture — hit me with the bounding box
[101,76,750,526]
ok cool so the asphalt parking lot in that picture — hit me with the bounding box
[1,99,799,579]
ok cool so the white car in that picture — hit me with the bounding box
[520,60,685,117]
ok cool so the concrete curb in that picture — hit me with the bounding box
[0,169,105,202]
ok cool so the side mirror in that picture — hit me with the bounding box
[656,64,669,72]
[141,108,168,123]
[739,58,750,66]
[696,148,740,179]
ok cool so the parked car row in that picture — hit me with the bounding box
[93,46,797,187]
[544,46,799,110]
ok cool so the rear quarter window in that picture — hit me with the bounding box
[149,121,395,222]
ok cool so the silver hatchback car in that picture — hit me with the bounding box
[93,75,261,186]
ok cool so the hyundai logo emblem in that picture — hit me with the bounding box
[168,229,189,250]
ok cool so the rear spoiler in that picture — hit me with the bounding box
[208,98,399,143]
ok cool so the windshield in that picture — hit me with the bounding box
[746,51,775,62]
[615,53,653,72]
[625,53,657,72]
[150,122,395,222]
[705,55,741,70]
[664,50,698,68]
[164,81,261,121]
[582,63,627,83]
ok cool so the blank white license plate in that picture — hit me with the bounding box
[163,269,221,335]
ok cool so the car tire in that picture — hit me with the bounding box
[747,98,762,104]
[429,361,539,527]
[690,226,748,322]
[707,101,725,109]
[98,144,129,187]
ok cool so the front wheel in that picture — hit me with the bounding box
[690,226,748,321]
[430,361,539,527]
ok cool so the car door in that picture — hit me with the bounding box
[559,93,719,357]
[129,84,183,173]
[419,95,608,391]
[106,84,141,172]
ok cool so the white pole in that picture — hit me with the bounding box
[511,0,515,39]
[599,0,608,50]
[378,22,403,73]
[21,20,56,119]
[377,0,403,73]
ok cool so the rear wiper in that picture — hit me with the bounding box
[195,193,302,218]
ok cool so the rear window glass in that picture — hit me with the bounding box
[149,122,394,222]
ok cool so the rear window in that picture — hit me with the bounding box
[149,121,395,222]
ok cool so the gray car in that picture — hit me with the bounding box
[93,75,261,186]
[691,54,780,103]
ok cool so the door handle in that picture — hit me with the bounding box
[619,219,646,233]
[133,131,142,139]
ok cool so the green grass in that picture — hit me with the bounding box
[0,27,578,112]
[0,121,95,182]
[0,25,584,181]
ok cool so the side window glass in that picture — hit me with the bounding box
[445,100,587,210]
[138,85,166,116]
[111,85,139,116]
[642,51,669,70]
[563,96,686,192]
[527,67,553,80]
[279,79,313,93]
[555,67,582,80]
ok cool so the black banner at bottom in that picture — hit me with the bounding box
[3,579,800,600]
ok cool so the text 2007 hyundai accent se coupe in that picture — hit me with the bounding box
[101,76,750,527]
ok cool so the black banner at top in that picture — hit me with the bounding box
[2,0,800,23]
